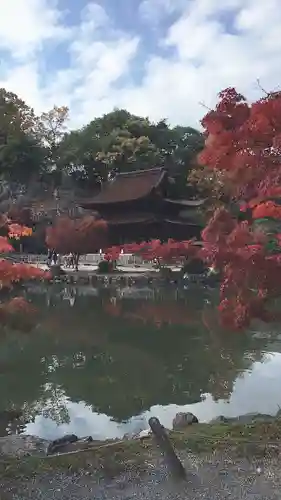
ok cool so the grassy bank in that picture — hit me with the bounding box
[1,419,281,480]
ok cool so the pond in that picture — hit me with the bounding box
[1,281,281,441]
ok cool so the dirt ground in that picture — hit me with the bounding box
[1,450,281,500]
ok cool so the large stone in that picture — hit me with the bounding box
[172,412,199,430]
[209,415,229,424]
[46,434,79,455]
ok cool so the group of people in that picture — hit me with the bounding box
[64,253,79,270]
[47,249,79,271]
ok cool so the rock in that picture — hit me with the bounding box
[209,415,229,424]
[230,413,274,424]
[46,435,100,455]
[0,434,49,458]
[46,434,78,455]
[172,412,199,430]
[210,413,275,425]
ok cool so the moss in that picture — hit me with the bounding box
[0,440,157,480]
[171,419,281,456]
[1,419,281,480]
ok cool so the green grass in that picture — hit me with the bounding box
[1,419,281,480]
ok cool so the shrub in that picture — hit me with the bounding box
[98,260,114,274]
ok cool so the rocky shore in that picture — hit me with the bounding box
[1,411,280,461]
[1,412,281,499]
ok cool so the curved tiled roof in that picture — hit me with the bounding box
[80,168,166,205]
[106,213,157,225]
[164,198,206,207]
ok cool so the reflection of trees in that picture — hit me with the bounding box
[123,301,200,327]
[25,382,70,425]
[0,334,47,414]
[201,306,265,400]
[0,286,271,426]
[0,334,72,431]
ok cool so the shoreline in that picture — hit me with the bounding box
[1,415,281,480]
[40,265,216,285]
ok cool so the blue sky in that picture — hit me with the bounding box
[0,0,280,129]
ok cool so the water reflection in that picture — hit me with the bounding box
[0,283,281,440]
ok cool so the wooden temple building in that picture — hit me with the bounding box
[79,168,204,245]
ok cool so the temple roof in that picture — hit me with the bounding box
[106,213,156,225]
[80,168,166,205]
[164,198,206,207]
[164,218,203,226]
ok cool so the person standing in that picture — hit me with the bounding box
[47,249,52,267]
[57,253,61,267]
[52,250,57,265]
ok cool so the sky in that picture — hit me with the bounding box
[0,0,280,130]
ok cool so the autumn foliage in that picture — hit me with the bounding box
[105,239,199,267]
[198,87,281,329]
[0,216,47,288]
[46,214,108,255]
[0,216,48,327]
[198,87,281,201]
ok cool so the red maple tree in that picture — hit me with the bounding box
[198,87,281,329]
[105,239,199,269]
[0,215,48,326]
[46,214,108,267]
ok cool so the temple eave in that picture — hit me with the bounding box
[163,218,203,226]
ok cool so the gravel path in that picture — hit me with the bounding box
[1,451,281,499]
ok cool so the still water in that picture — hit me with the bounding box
[1,282,281,441]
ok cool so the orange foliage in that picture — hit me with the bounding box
[8,223,32,239]
[198,87,281,201]
[46,215,108,254]
[252,201,281,220]
[198,88,281,328]
[0,218,48,327]
[105,239,199,266]
[0,260,47,289]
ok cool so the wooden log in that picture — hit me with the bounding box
[148,417,186,480]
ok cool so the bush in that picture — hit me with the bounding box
[97,260,114,273]
[182,258,207,275]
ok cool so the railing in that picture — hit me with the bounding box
[8,253,146,267]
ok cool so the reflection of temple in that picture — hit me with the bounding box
[79,168,204,245]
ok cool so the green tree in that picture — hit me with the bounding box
[0,88,46,184]
[57,109,204,196]
[0,133,46,184]
[0,88,36,136]
[35,105,69,170]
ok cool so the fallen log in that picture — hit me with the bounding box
[149,416,186,480]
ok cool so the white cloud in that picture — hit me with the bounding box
[0,0,281,130]
[0,0,70,60]
[138,0,187,25]
[118,0,281,126]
